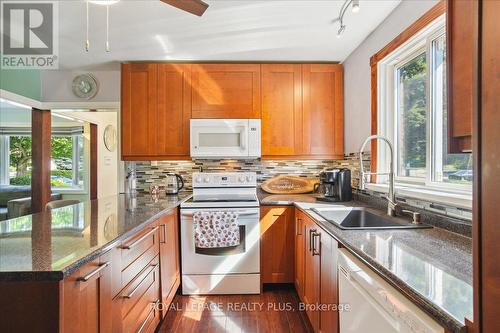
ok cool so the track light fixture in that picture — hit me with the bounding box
[335,0,360,38]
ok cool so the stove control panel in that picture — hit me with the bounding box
[192,172,257,187]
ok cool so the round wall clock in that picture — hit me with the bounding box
[103,124,117,152]
[72,73,99,99]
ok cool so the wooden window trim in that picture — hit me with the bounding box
[369,1,445,177]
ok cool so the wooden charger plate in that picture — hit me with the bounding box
[260,175,319,194]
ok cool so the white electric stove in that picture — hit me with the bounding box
[180,172,260,295]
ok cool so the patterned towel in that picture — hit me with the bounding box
[193,211,240,248]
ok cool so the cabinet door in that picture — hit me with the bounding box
[446,0,476,152]
[157,64,191,158]
[191,64,261,118]
[121,63,158,159]
[302,64,344,159]
[303,216,320,332]
[262,64,303,157]
[319,229,339,333]
[294,208,306,300]
[62,252,112,333]
[158,209,180,318]
[260,206,295,284]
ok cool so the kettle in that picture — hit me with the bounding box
[165,174,184,194]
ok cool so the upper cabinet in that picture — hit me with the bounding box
[261,64,303,157]
[121,63,191,160]
[121,63,158,159]
[261,64,344,159]
[302,64,344,159]
[121,62,344,160]
[191,64,261,119]
[156,64,191,158]
[446,0,477,153]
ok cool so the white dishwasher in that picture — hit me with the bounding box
[338,248,444,333]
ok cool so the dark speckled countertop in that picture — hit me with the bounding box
[259,190,472,333]
[0,192,191,281]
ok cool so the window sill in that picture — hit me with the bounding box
[364,183,472,209]
[51,188,87,195]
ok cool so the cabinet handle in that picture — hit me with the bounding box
[296,218,302,236]
[122,263,159,299]
[160,224,166,244]
[309,228,317,252]
[312,232,321,256]
[77,262,109,282]
[122,226,159,250]
[137,299,160,333]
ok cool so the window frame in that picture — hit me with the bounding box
[376,15,472,196]
[0,130,88,193]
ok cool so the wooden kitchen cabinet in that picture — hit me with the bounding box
[260,206,295,284]
[121,63,192,160]
[261,64,303,157]
[302,64,344,159]
[300,208,339,333]
[191,64,261,119]
[61,251,112,333]
[121,63,158,159]
[446,0,477,153]
[303,214,321,332]
[158,209,180,318]
[156,64,192,158]
[295,208,306,300]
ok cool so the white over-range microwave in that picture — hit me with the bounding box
[190,119,261,159]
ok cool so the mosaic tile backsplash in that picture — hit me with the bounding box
[133,152,472,223]
[134,153,368,192]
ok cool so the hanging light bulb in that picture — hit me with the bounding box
[352,0,360,13]
[337,25,346,38]
[85,0,89,51]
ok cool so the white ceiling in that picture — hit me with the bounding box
[57,0,401,70]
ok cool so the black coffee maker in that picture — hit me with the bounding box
[314,168,352,202]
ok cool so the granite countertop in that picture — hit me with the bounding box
[0,192,192,281]
[258,190,472,333]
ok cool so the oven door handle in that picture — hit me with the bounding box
[181,210,258,217]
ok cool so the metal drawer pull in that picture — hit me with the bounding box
[312,232,321,256]
[160,224,167,244]
[122,226,159,250]
[122,263,159,299]
[77,262,109,282]
[309,228,317,252]
[296,218,302,235]
[136,299,160,333]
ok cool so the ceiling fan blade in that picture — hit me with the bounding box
[161,0,209,16]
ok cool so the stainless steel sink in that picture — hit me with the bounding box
[311,207,431,230]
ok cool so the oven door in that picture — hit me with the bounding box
[180,207,260,274]
[190,119,249,158]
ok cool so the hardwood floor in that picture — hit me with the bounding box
[158,285,312,333]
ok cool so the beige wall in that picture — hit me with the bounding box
[60,111,119,200]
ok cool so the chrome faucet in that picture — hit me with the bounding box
[359,135,398,217]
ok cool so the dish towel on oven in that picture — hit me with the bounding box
[193,211,240,248]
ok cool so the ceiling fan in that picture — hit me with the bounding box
[160,0,209,17]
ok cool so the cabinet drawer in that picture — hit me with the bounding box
[121,258,161,333]
[120,225,160,289]
[118,256,159,320]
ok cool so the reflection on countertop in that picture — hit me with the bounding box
[296,201,472,333]
[0,192,192,281]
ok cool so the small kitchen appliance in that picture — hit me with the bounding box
[315,168,352,202]
[164,174,184,194]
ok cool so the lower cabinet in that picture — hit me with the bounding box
[158,209,181,318]
[260,206,295,284]
[62,251,113,333]
[299,208,339,333]
[295,209,306,299]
